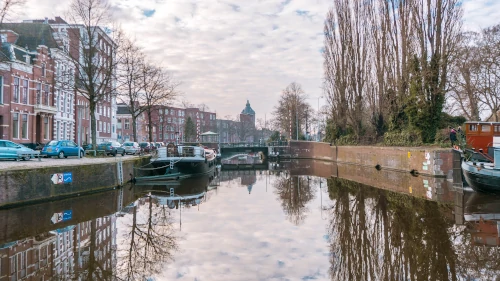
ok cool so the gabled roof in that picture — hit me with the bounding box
[2,23,58,50]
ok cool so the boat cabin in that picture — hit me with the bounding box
[465,121,500,154]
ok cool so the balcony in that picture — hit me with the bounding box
[34,103,58,114]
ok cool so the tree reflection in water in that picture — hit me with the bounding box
[273,175,316,225]
[117,196,178,281]
[327,177,500,281]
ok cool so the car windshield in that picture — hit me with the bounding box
[140,143,148,147]
[123,142,133,146]
[46,141,59,146]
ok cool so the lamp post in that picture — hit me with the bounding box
[77,105,84,158]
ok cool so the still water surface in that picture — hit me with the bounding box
[1,162,500,280]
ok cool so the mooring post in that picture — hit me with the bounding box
[452,149,463,188]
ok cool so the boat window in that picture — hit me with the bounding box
[469,124,478,131]
[495,125,500,132]
[481,125,491,132]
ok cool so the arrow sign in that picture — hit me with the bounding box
[51,174,60,184]
[51,212,63,224]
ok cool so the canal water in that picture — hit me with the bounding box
[0,160,499,280]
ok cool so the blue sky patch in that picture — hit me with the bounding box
[296,10,309,17]
[143,9,155,17]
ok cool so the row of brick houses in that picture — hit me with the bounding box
[116,103,217,143]
[0,17,116,147]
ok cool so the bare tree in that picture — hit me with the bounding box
[324,0,462,143]
[65,0,122,147]
[0,0,25,29]
[447,31,482,120]
[117,38,145,142]
[141,63,178,142]
[272,82,310,140]
[477,25,500,121]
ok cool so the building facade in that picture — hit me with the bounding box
[0,24,58,146]
[144,106,216,144]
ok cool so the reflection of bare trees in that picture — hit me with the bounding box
[327,178,458,281]
[273,176,315,225]
[117,196,178,281]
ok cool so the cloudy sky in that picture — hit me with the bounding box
[17,0,500,120]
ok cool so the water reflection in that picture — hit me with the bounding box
[327,177,500,281]
[117,196,177,281]
[2,162,500,280]
[273,174,316,225]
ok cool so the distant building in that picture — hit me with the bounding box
[142,106,216,143]
[116,103,145,142]
[239,100,256,142]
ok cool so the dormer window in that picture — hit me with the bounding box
[41,63,46,77]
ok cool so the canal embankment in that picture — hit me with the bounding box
[282,141,453,178]
[0,156,150,209]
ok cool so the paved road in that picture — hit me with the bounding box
[0,154,148,171]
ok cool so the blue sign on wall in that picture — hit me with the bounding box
[51,209,73,224]
[63,210,72,221]
[63,172,72,183]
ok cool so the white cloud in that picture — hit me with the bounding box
[16,0,500,120]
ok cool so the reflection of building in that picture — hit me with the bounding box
[468,219,500,246]
[0,216,117,280]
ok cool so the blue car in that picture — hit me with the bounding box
[0,139,37,161]
[41,140,84,159]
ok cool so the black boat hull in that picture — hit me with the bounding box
[151,158,217,176]
[462,162,500,193]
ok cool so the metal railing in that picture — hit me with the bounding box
[219,141,289,148]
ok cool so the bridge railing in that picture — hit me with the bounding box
[219,141,290,148]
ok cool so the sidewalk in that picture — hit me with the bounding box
[0,154,140,171]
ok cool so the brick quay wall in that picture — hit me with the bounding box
[287,141,453,178]
[0,156,150,209]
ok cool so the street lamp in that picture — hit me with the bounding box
[77,104,85,158]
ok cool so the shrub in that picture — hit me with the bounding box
[383,129,423,146]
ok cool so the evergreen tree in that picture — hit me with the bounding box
[184,117,197,142]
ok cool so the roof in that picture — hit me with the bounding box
[2,23,58,50]
[241,100,255,115]
[117,106,132,115]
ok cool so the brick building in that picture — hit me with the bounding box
[144,105,216,144]
[116,103,146,142]
[0,24,57,146]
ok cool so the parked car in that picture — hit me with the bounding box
[97,141,125,156]
[122,142,141,155]
[41,140,84,159]
[0,140,37,161]
[139,142,152,153]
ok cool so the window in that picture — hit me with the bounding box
[0,76,3,104]
[22,79,28,104]
[44,117,49,139]
[469,124,478,132]
[124,119,130,129]
[495,125,500,133]
[36,83,41,104]
[13,77,19,103]
[167,118,171,123]
[12,113,19,138]
[21,114,28,139]
[481,125,491,132]
[41,63,46,77]
[107,123,110,133]
[43,84,49,105]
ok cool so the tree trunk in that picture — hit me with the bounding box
[89,101,97,148]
